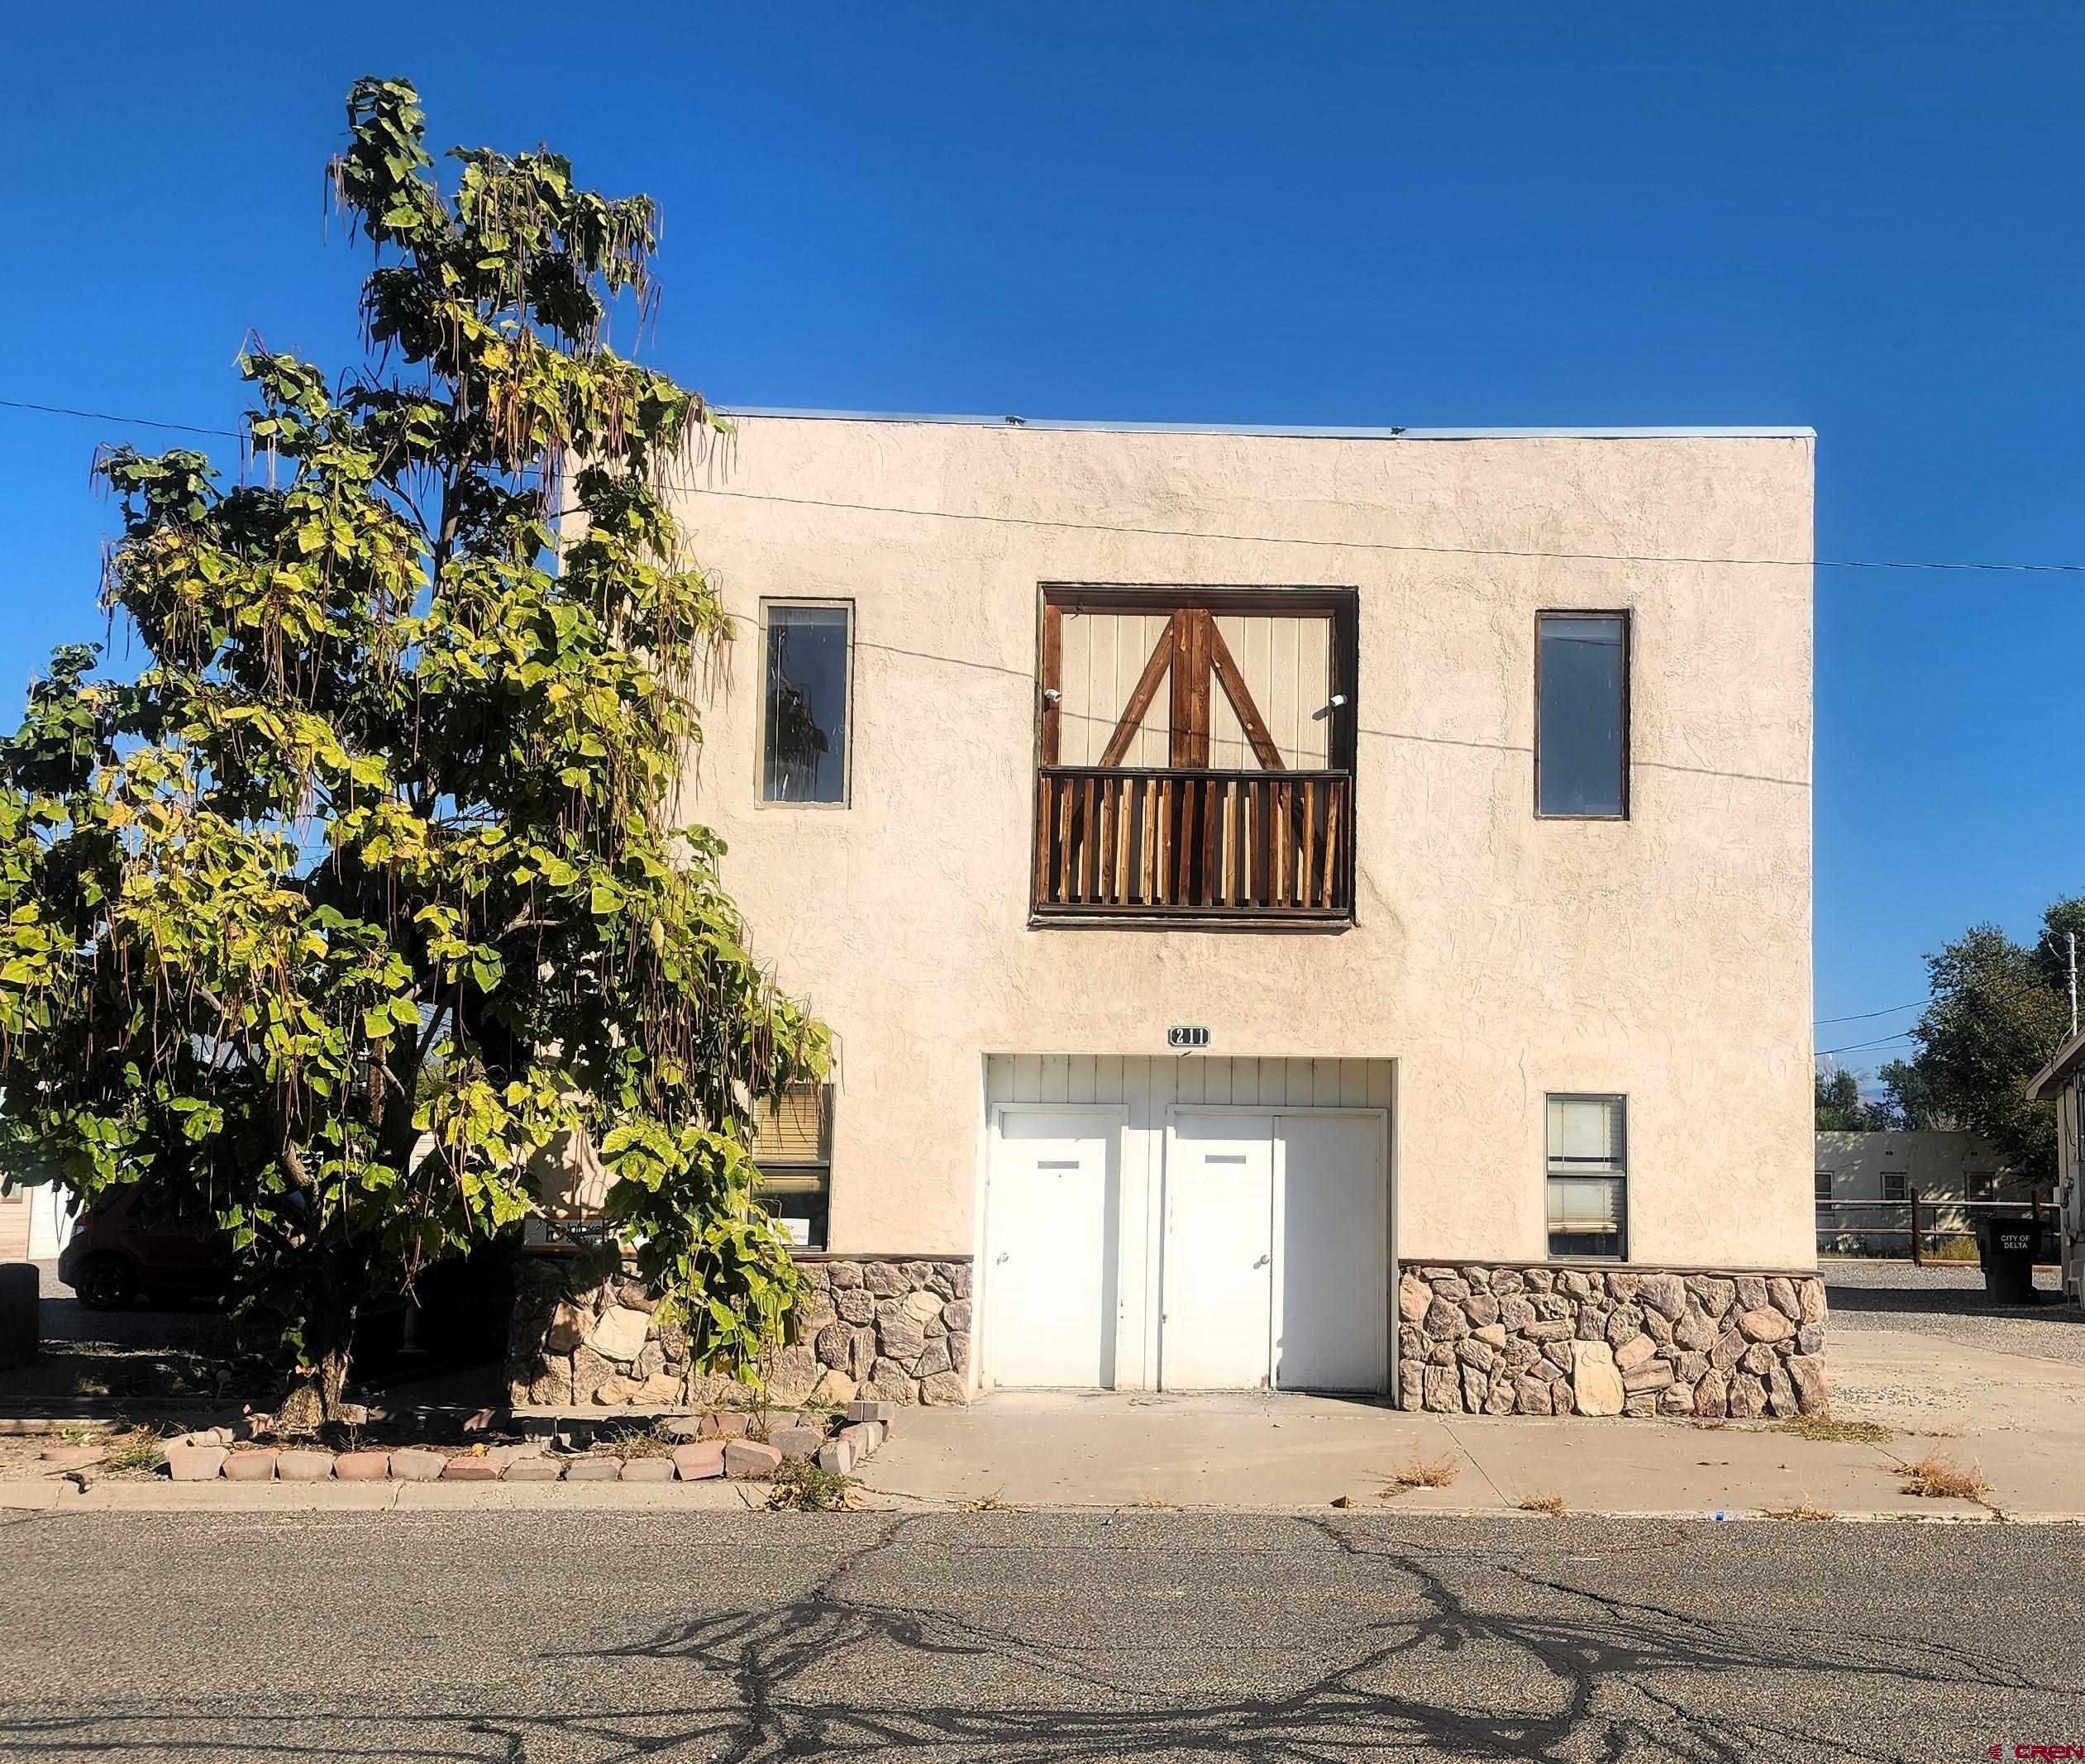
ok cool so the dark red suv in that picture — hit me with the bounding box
[56,1189,231,1309]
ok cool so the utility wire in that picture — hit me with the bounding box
[1815,1032,1920,1058]
[652,481,2085,577]
[14,391,2085,578]
[1815,999,1929,1025]
[0,397,242,441]
[15,393,2078,1062]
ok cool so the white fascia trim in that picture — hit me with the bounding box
[719,407,1816,441]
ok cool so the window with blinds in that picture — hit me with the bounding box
[1546,1094,1626,1260]
[751,1085,832,1251]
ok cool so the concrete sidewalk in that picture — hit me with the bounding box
[843,1294,2085,1521]
[847,1391,2037,1519]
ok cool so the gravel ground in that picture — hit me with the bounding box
[2,1510,2082,1760]
[1822,1258,2085,1366]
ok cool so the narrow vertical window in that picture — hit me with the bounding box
[1546,1094,1626,1259]
[761,602,852,803]
[1536,613,1628,818]
[751,1084,832,1250]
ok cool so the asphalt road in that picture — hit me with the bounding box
[0,1511,2080,1762]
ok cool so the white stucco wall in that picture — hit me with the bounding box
[664,414,1815,1271]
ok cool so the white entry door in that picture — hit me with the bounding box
[1162,1108,1389,1394]
[1161,1113,1276,1390]
[1274,1112,1389,1392]
[984,1108,1120,1388]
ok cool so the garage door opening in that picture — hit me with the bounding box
[980,1056,1395,1395]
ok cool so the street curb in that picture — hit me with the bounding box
[4,1480,2078,1522]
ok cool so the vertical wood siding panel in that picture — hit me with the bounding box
[1068,1054,1095,1104]
[1284,1056,1314,1106]
[1209,675,1249,770]
[1058,613,1091,767]
[1138,614,1171,767]
[1095,1054,1124,1105]
[1260,617,1294,766]
[1013,1053,1042,1104]
[1040,1054,1070,1103]
[1367,1059,1396,1111]
[1299,619,1330,765]
[1338,1061,1368,1108]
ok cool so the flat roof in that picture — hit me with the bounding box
[722,406,1815,441]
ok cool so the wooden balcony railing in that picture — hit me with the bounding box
[1033,767,1354,920]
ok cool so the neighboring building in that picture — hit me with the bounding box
[2025,1034,2085,1300]
[1811,1128,2030,1255]
[516,411,1822,1418]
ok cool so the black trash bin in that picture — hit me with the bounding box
[1976,1215,2044,1304]
[0,1263,36,1370]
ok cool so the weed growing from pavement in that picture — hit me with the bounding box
[599,1425,676,1459]
[1763,1504,1836,1521]
[1896,1452,1992,1504]
[767,1456,856,1511]
[1773,1416,1894,1446]
[1380,1448,1459,1497]
[1515,1493,1568,1517]
[100,1426,169,1474]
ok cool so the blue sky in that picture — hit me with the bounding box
[3,4,2081,1071]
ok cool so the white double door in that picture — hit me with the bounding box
[1162,1109,1387,1394]
[982,1103,1387,1394]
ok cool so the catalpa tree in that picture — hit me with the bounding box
[0,78,824,1419]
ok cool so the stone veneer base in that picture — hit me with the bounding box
[1397,1261,1828,1419]
[507,1249,971,1409]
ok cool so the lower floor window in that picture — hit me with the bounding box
[1546,1093,1626,1260]
[751,1085,832,1251]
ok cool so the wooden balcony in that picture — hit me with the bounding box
[1033,766,1354,922]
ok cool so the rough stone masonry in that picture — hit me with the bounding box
[1397,1261,1828,1418]
[509,1251,972,1409]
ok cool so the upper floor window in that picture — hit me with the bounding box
[1033,585,1358,923]
[1546,1093,1626,1260]
[1536,612,1629,819]
[761,601,852,804]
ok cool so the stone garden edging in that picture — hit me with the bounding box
[1397,1261,1830,1418]
[158,1400,896,1485]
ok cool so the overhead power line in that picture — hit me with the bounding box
[0,397,241,441]
[1815,1032,1919,1058]
[1815,999,1929,1025]
[655,482,2085,577]
[13,392,2085,577]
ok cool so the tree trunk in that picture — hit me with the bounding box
[277,1260,363,1433]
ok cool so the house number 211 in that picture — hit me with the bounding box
[1167,1026,1211,1051]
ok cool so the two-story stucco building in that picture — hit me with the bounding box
[514,409,1828,1423]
